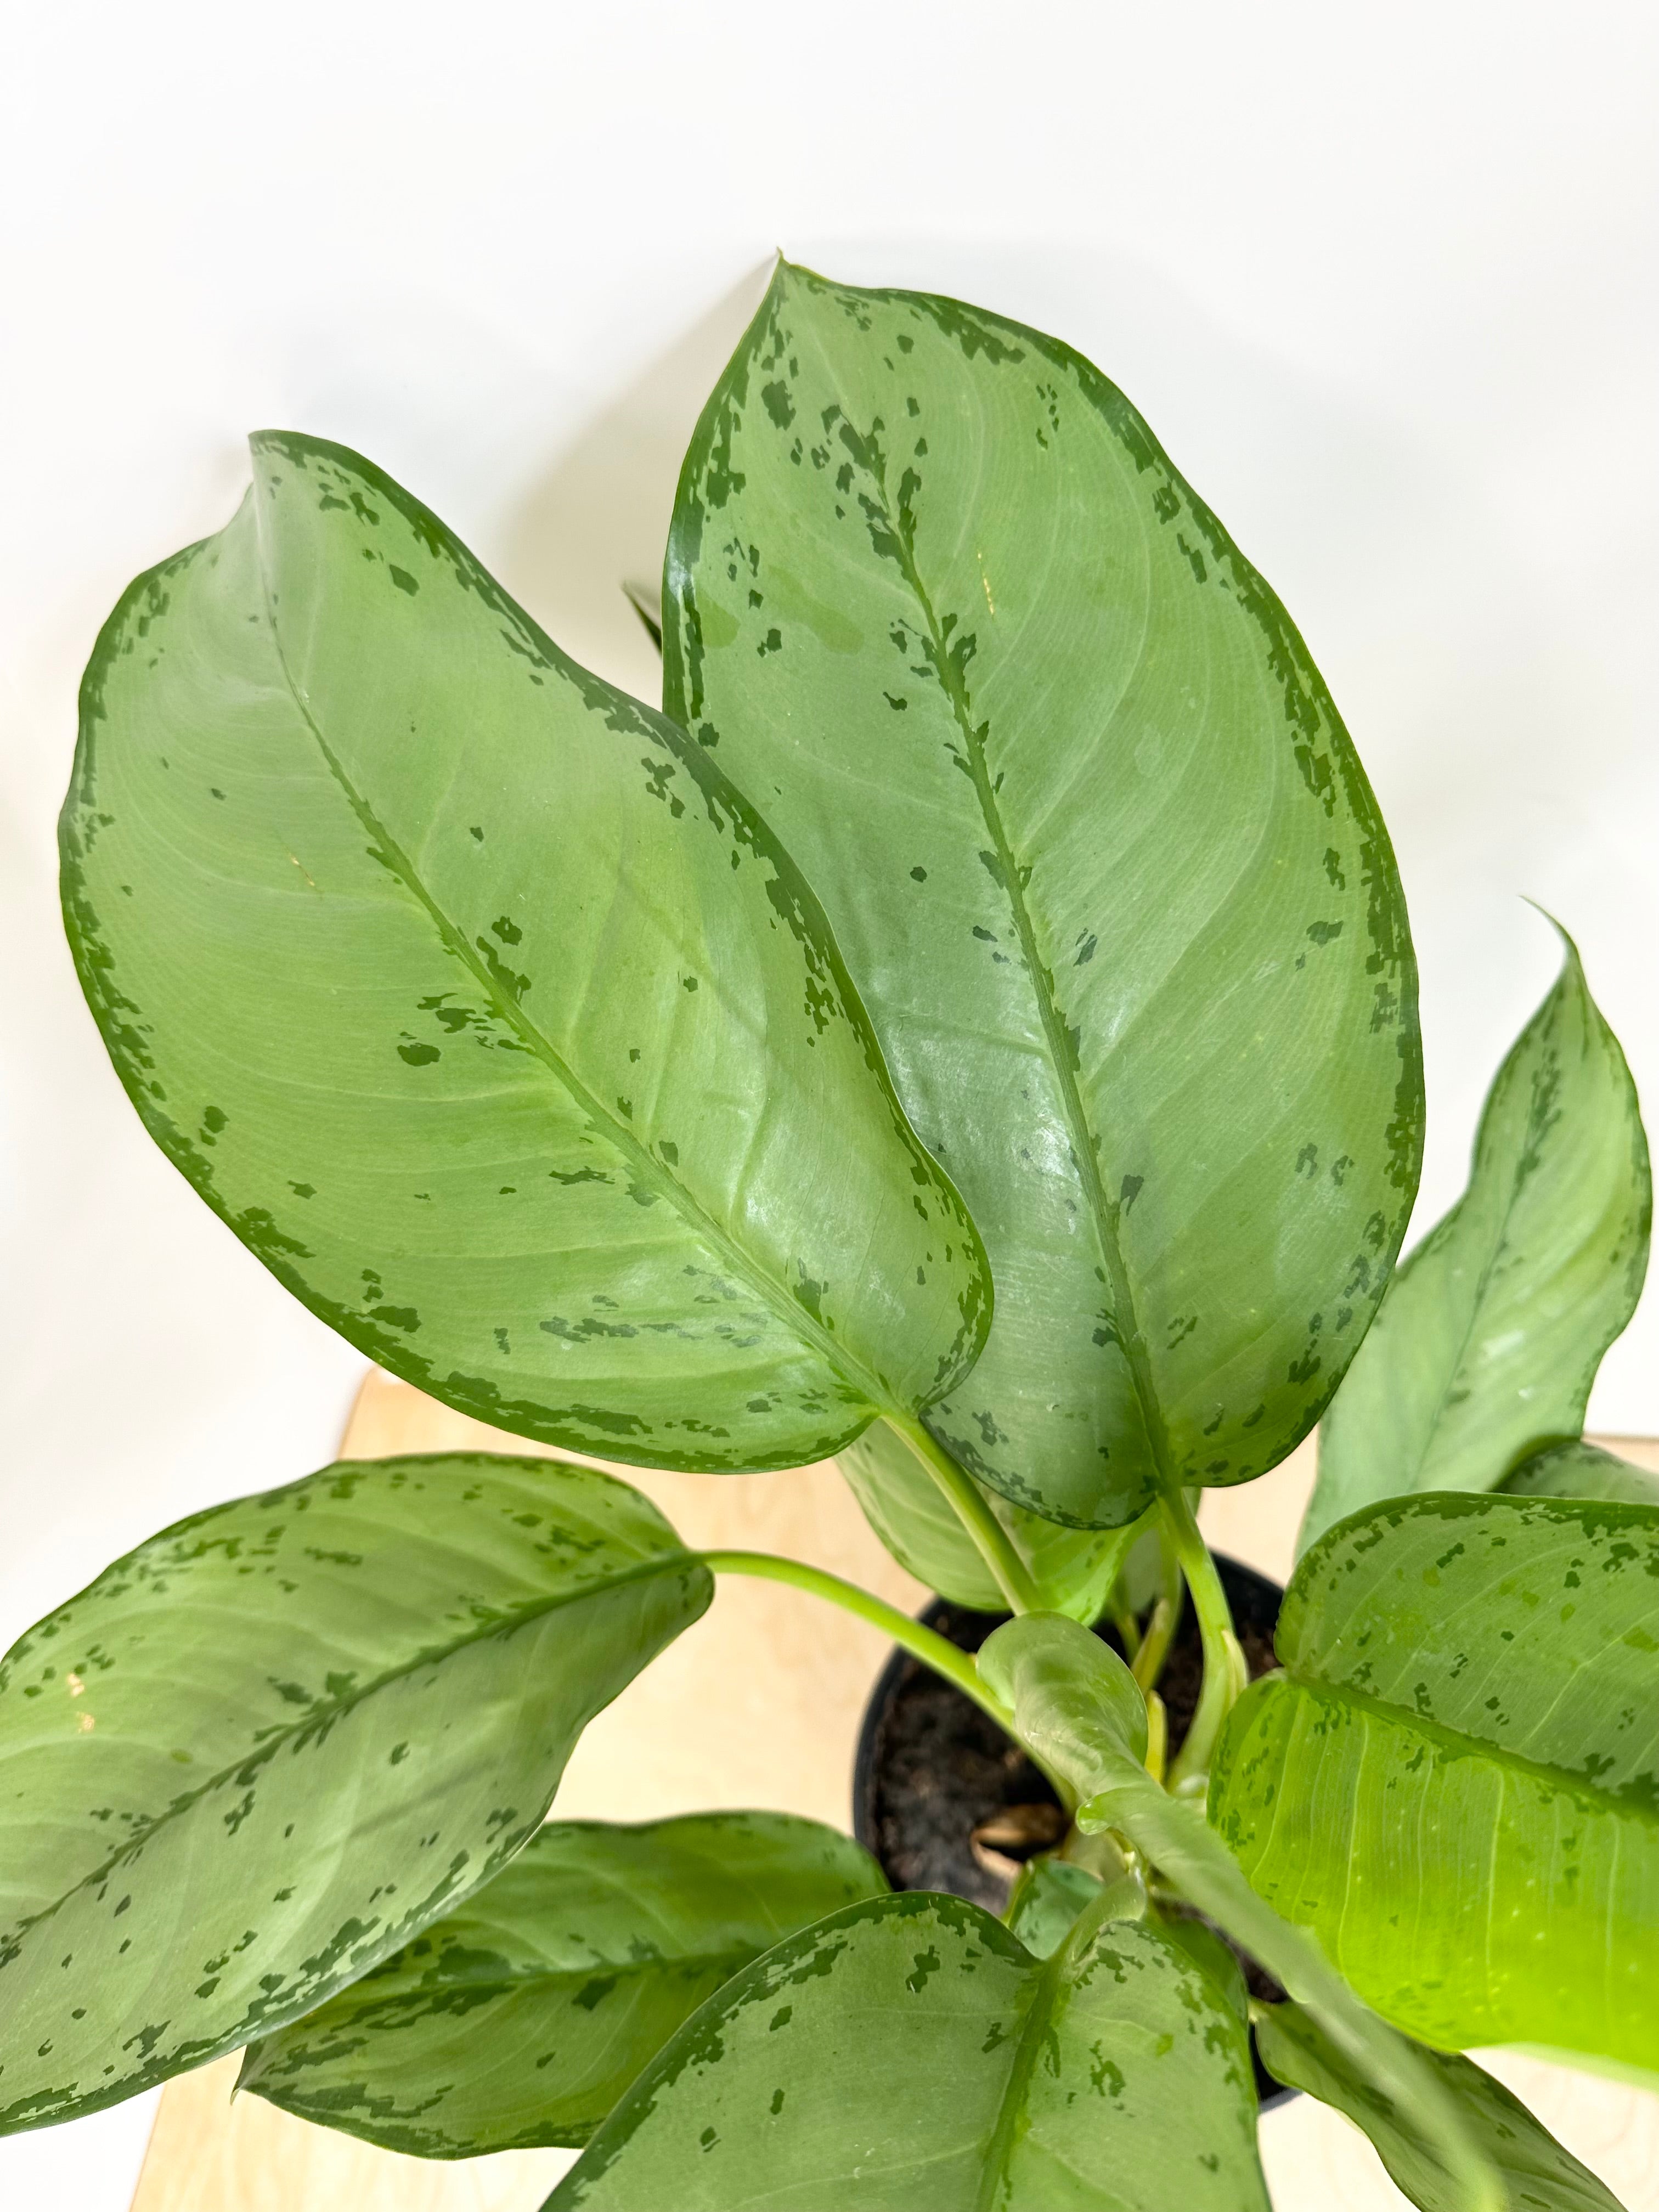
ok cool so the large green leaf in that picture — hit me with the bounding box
[1255,2001,1626,2212]
[1210,1492,1659,2070]
[1304,935,1650,1552]
[0,1453,708,2132]
[664,259,1422,1527]
[838,1418,1142,1616]
[1502,1439,1659,1509]
[548,1889,1269,2210]
[62,433,988,1475]
[240,1813,884,2155]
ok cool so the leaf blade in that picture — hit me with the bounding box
[548,1891,1269,2210]
[1305,932,1650,1551]
[1255,2001,1627,2212]
[1501,1439,1659,1509]
[1210,1492,1659,2069]
[666,261,1421,1525]
[0,1453,709,2131]
[63,433,989,1474]
[239,1812,886,2155]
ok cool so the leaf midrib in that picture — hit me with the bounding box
[845,422,1171,1486]
[975,1939,1069,2212]
[247,490,896,1429]
[4,1551,703,1949]
[1283,1668,1658,1824]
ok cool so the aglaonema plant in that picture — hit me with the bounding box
[5,260,1651,2209]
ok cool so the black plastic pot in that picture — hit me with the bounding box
[851,1551,1294,2110]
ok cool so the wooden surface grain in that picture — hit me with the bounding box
[128,1379,1659,2210]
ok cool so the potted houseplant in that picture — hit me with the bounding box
[6,261,1652,2209]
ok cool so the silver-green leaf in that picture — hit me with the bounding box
[549,1891,1269,2210]
[1304,932,1650,1553]
[1501,1439,1659,1509]
[239,1813,885,2156]
[1256,2001,1627,2212]
[665,259,1423,1527]
[0,1453,709,2132]
[62,433,989,1475]
[1210,1492,1659,2072]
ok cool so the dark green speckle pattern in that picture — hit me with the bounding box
[0,1452,709,2132]
[1307,933,1651,1550]
[550,1890,1267,2209]
[239,1812,886,2156]
[61,433,989,1476]
[665,261,1422,1527]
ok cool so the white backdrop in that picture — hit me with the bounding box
[2,2,1655,2198]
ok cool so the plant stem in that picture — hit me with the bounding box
[888,1415,1042,1615]
[1160,1485,1248,1791]
[695,1549,1018,1734]
[1130,1525,1182,1691]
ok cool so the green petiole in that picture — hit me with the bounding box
[887,1415,1042,1615]
[697,1548,1078,1809]
[695,1548,1017,1734]
[1159,1485,1248,1790]
[1130,1522,1183,1692]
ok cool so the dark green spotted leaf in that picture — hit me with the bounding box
[548,1891,1269,2211]
[62,433,988,1476]
[1256,2001,1627,2212]
[838,1418,1142,1616]
[0,1453,709,2133]
[1502,1439,1659,1509]
[240,1813,885,2156]
[1155,1915,1249,2024]
[1210,1492,1659,2073]
[1304,934,1650,1553]
[665,259,1422,1528]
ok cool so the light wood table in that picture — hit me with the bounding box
[129,1381,1659,2210]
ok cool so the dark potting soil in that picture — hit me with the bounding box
[850,1553,1291,2103]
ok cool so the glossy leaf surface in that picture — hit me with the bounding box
[62,433,988,1474]
[1210,1493,1659,2069]
[1502,1439,1659,1509]
[665,260,1422,1526]
[550,1891,1268,2210]
[241,1813,884,2155]
[1256,2001,1626,2212]
[838,1419,1140,1616]
[978,1611,1149,1794]
[0,1453,708,2132]
[1305,936,1649,1551]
